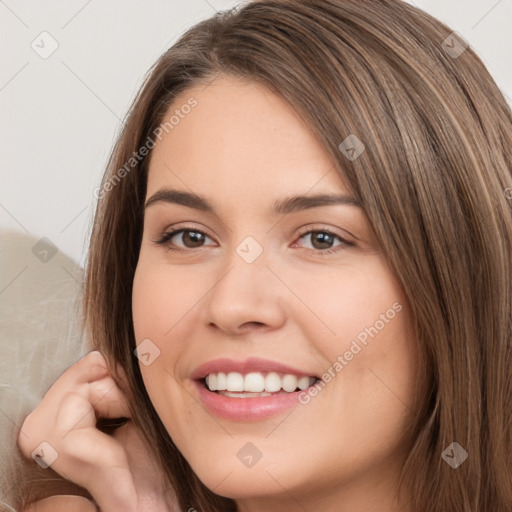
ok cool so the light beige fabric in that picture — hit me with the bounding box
[0,231,93,511]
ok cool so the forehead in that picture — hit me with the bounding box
[146,75,349,201]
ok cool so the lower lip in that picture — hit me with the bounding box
[192,379,311,421]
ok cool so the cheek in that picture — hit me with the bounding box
[288,260,408,351]
[132,259,205,341]
[293,261,418,420]
[131,258,208,430]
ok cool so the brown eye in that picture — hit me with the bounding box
[177,230,207,248]
[298,230,345,250]
[155,228,216,251]
[307,231,337,250]
[292,227,354,257]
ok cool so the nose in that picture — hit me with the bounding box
[201,246,287,336]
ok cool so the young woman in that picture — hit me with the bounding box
[16,0,512,511]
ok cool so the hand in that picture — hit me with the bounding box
[17,351,173,512]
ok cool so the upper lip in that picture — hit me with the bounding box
[190,357,319,380]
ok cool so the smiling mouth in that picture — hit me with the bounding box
[201,371,321,397]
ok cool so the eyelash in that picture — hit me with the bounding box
[153,225,354,257]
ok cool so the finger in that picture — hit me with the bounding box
[50,377,131,436]
[87,376,132,419]
[61,351,109,384]
[25,495,99,512]
[21,373,131,449]
[78,351,110,383]
[41,352,109,408]
[54,430,138,512]
[55,378,132,429]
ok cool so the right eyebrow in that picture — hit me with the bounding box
[145,189,211,212]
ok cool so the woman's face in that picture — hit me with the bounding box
[132,75,418,510]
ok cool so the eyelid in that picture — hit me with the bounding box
[152,223,218,248]
[294,224,354,243]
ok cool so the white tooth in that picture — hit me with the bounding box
[309,377,316,386]
[226,372,244,392]
[207,374,218,391]
[282,374,298,392]
[297,376,310,390]
[217,372,227,391]
[219,391,272,398]
[244,372,265,392]
[265,372,282,392]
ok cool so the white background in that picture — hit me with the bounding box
[1,0,511,267]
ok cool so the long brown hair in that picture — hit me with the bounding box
[82,1,512,510]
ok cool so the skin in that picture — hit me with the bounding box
[23,495,98,512]
[17,351,173,512]
[132,74,419,512]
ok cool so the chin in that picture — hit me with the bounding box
[193,464,298,500]
[180,442,312,500]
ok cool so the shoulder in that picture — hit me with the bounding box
[22,495,98,512]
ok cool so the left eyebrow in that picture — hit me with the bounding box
[144,188,361,215]
[273,193,361,214]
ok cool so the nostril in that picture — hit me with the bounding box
[240,321,266,329]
